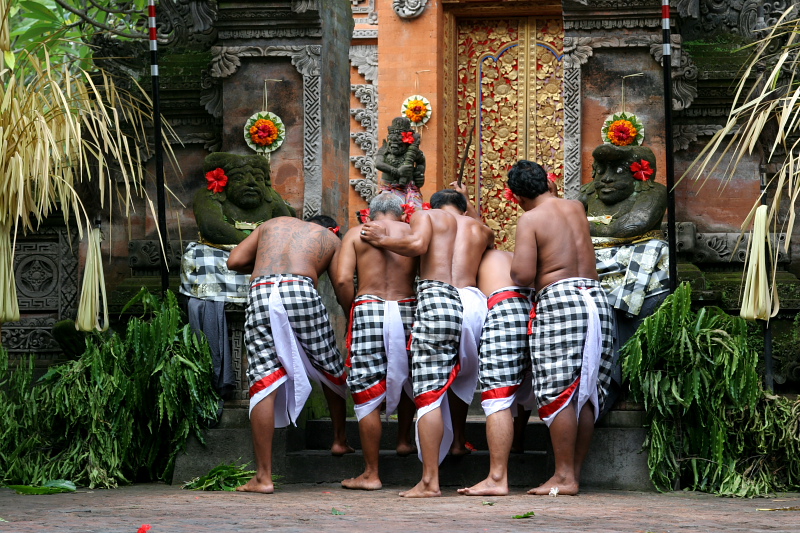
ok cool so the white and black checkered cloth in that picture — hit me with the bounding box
[595,238,669,316]
[180,242,250,303]
[530,278,614,417]
[347,295,416,402]
[245,274,345,395]
[479,288,533,398]
[410,280,463,406]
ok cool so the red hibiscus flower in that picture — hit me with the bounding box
[422,202,432,210]
[547,172,558,183]
[205,168,228,194]
[630,160,654,181]
[401,203,416,217]
[503,187,519,204]
[356,208,371,224]
[401,131,415,144]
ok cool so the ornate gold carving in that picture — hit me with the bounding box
[455,17,564,250]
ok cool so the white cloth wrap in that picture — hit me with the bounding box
[249,275,346,427]
[415,286,487,464]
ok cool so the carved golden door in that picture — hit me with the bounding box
[453,17,564,250]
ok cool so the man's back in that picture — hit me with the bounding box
[419,210,492,288]
[517,197,593,290]
[477,250,516,296]
[228,216,339,284]
[350,220,417,300]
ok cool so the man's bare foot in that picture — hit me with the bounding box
[449,444,472,456]
[399,480,441,498]
[527,474,579,496]
[396,442,417,456]
[341,473,382,491]
[235,475,274,494]
[331,443,356,456]
[457,477,509,496]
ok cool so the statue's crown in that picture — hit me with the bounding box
[388,116,412,134]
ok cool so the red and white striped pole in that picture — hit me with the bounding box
[148,0,169,293]
[662,0,677,293]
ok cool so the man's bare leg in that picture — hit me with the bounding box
[458,408,512,496]
[396,392,417,456]
[528,402,580,495]
[511,407,531,453]
[399,406,443,498]
[342,408,382,490]
[322,384,355,456]
[237,392,276,494]
[573,402,595,482]
[447,389,471,455]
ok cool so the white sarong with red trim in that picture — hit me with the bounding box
[346,295,416,421]
[410,281,486,464]
[478,287,534,418]
[528,277,614,427]
[245,274,347,428]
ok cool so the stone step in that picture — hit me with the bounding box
[282,449,551,488]
[302,416,550,453]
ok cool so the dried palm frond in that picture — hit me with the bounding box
[681,7,800,319]
[0,0,177,329]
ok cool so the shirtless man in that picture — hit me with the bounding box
[332,193,419,491]
[506,160,614,496]
[458,249,534,496]
[227,215,352,494]
[361,189,494,498]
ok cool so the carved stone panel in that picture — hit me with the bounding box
[2,226,79,356]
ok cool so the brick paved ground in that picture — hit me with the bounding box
[1,483,798,533]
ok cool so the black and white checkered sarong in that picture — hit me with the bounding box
[530,278,614,420]
[245,274,345,395]
[479,288,533,398]
[411,280,463,407]
[348,295,416,403]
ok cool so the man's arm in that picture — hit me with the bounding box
[330,229,359,312]
[449,181,481,220]
[226,225,261,274]
[510,213,537,287]
[361,212,431,257]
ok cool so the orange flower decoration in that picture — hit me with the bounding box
[607,120,638,146]
[249,118,279,147]
[405,99,428,123]
[205,167,228,194]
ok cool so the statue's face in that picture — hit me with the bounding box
[388,140,406,156]
[593,160,636,206]
[225,164,269,209]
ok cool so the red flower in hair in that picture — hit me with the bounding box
[329,226,340,235]
[630,160,654,181]
[503,187,519,205]
[422,202,432,210]
[205,168,228,194]
[547,172,558,183]
[401,131,415,144]
[401,203,416,217]
[356,208,371,224]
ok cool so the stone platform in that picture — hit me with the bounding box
[172,407,652,491]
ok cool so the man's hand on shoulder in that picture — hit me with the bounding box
[360,221,387,245]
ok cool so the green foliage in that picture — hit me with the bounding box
[0,289,220,489]
[182,461,258,492]
[623,283,800,496]
[6,479,76,495]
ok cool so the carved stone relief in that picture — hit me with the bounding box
[208,45,323,218]
[352,0,378,26]
[393,0,428,19]
[2,226,79,355]
[348,44,379,202]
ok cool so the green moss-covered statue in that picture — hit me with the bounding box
[194,152,296,245]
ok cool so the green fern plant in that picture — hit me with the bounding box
[0,288,220,488]
[622,282,800,496]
